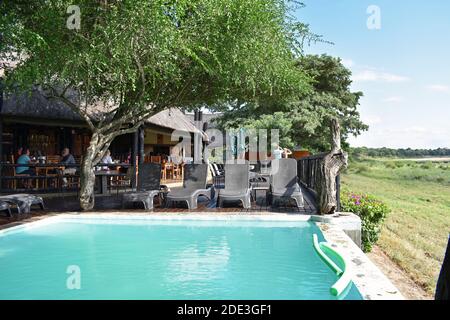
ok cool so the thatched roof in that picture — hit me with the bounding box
[146,108,203,135]
[1,89,204,135]
[185,112,222,130]
[1,88,82,121]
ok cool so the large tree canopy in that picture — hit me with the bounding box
[0,0,313,209]
[216,54,368,152]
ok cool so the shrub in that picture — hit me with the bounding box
[352,163,370,174]
[420,162,433,170]
[341,191,390,252]
[394,161,405,168]
[385,162,396,169]
[436,177,445,184]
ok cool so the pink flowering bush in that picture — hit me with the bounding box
[341,191,390,252]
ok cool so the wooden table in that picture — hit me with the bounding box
[95,170,126,195]
[35,165,64,189]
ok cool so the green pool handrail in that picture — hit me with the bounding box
[312,234,353,296]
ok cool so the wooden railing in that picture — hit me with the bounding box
[297,152,328,194]
[0,162,133,193]
[297,151,346,214]
[297,153,342,213]
[296,119,348,214]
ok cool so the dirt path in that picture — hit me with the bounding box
[367,246,433,300]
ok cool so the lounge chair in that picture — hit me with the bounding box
[122,163,162,210]
[0,201,12,217]
[0,194,45,214]
[268,159,304,208]
[217,162,251,209]
[166,164,213,209]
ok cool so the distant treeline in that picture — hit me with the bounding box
[350,147,450,158]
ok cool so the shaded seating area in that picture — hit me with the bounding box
[0,159,317,227]
[166,164,213,209]
[217,162,251,209]
[122,163,162,210]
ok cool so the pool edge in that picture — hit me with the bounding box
[316,221,404,300]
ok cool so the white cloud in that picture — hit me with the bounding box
[348,125,450,149]
[362,114,382,125]
[426,84,450,93]
[383,96,404,103]
[341,58,354,68]
[352,70,410,83]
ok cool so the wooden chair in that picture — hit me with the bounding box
[9,155,37,190]
[47,155,61,164]
[161,162,172,181]
[110,168,133,196]
[65,174,80,191]
[151,156,162,163]
[43,166,62,189]
[173,163,182,180]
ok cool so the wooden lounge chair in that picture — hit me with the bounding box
[0,194,45,214]
[268,158,304,208]
[0,201,12,217]
[121,163,161,210]
[217,162,251,209]
[166,164,213,209]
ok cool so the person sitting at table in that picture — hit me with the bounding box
[16,148,35,188]
[61,148,77,187]
[16,148,35,175]
[101,150,114,170]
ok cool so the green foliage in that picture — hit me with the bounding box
[351,163,370,174]
[348,157,450,186]
[0,0,311,127]
[350,147,450,158]
[341,191,390,252]
[385,162,396,169]
[214,54,368,152]
[420,162,433,170]
[342,157,450,293]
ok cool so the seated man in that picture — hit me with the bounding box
[60,148,77,187]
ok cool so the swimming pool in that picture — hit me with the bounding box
[0,216,363,300]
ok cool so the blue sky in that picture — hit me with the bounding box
[295,0,450,148]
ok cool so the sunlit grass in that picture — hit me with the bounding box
[342,157,450,294]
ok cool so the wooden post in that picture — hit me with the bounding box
[131,130,138,189]
[336,174,341,212]
[138,125,145,165]
[316,118,348,214]
[0,119,3,193]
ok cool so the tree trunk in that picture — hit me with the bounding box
[79,149,96,210]
[317,119,348,214]
[79,131,111,211]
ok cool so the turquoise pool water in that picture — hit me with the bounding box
[0,218,363,300]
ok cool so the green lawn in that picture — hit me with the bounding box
[341,158,450,294]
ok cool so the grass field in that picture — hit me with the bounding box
[341,157,450,294]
